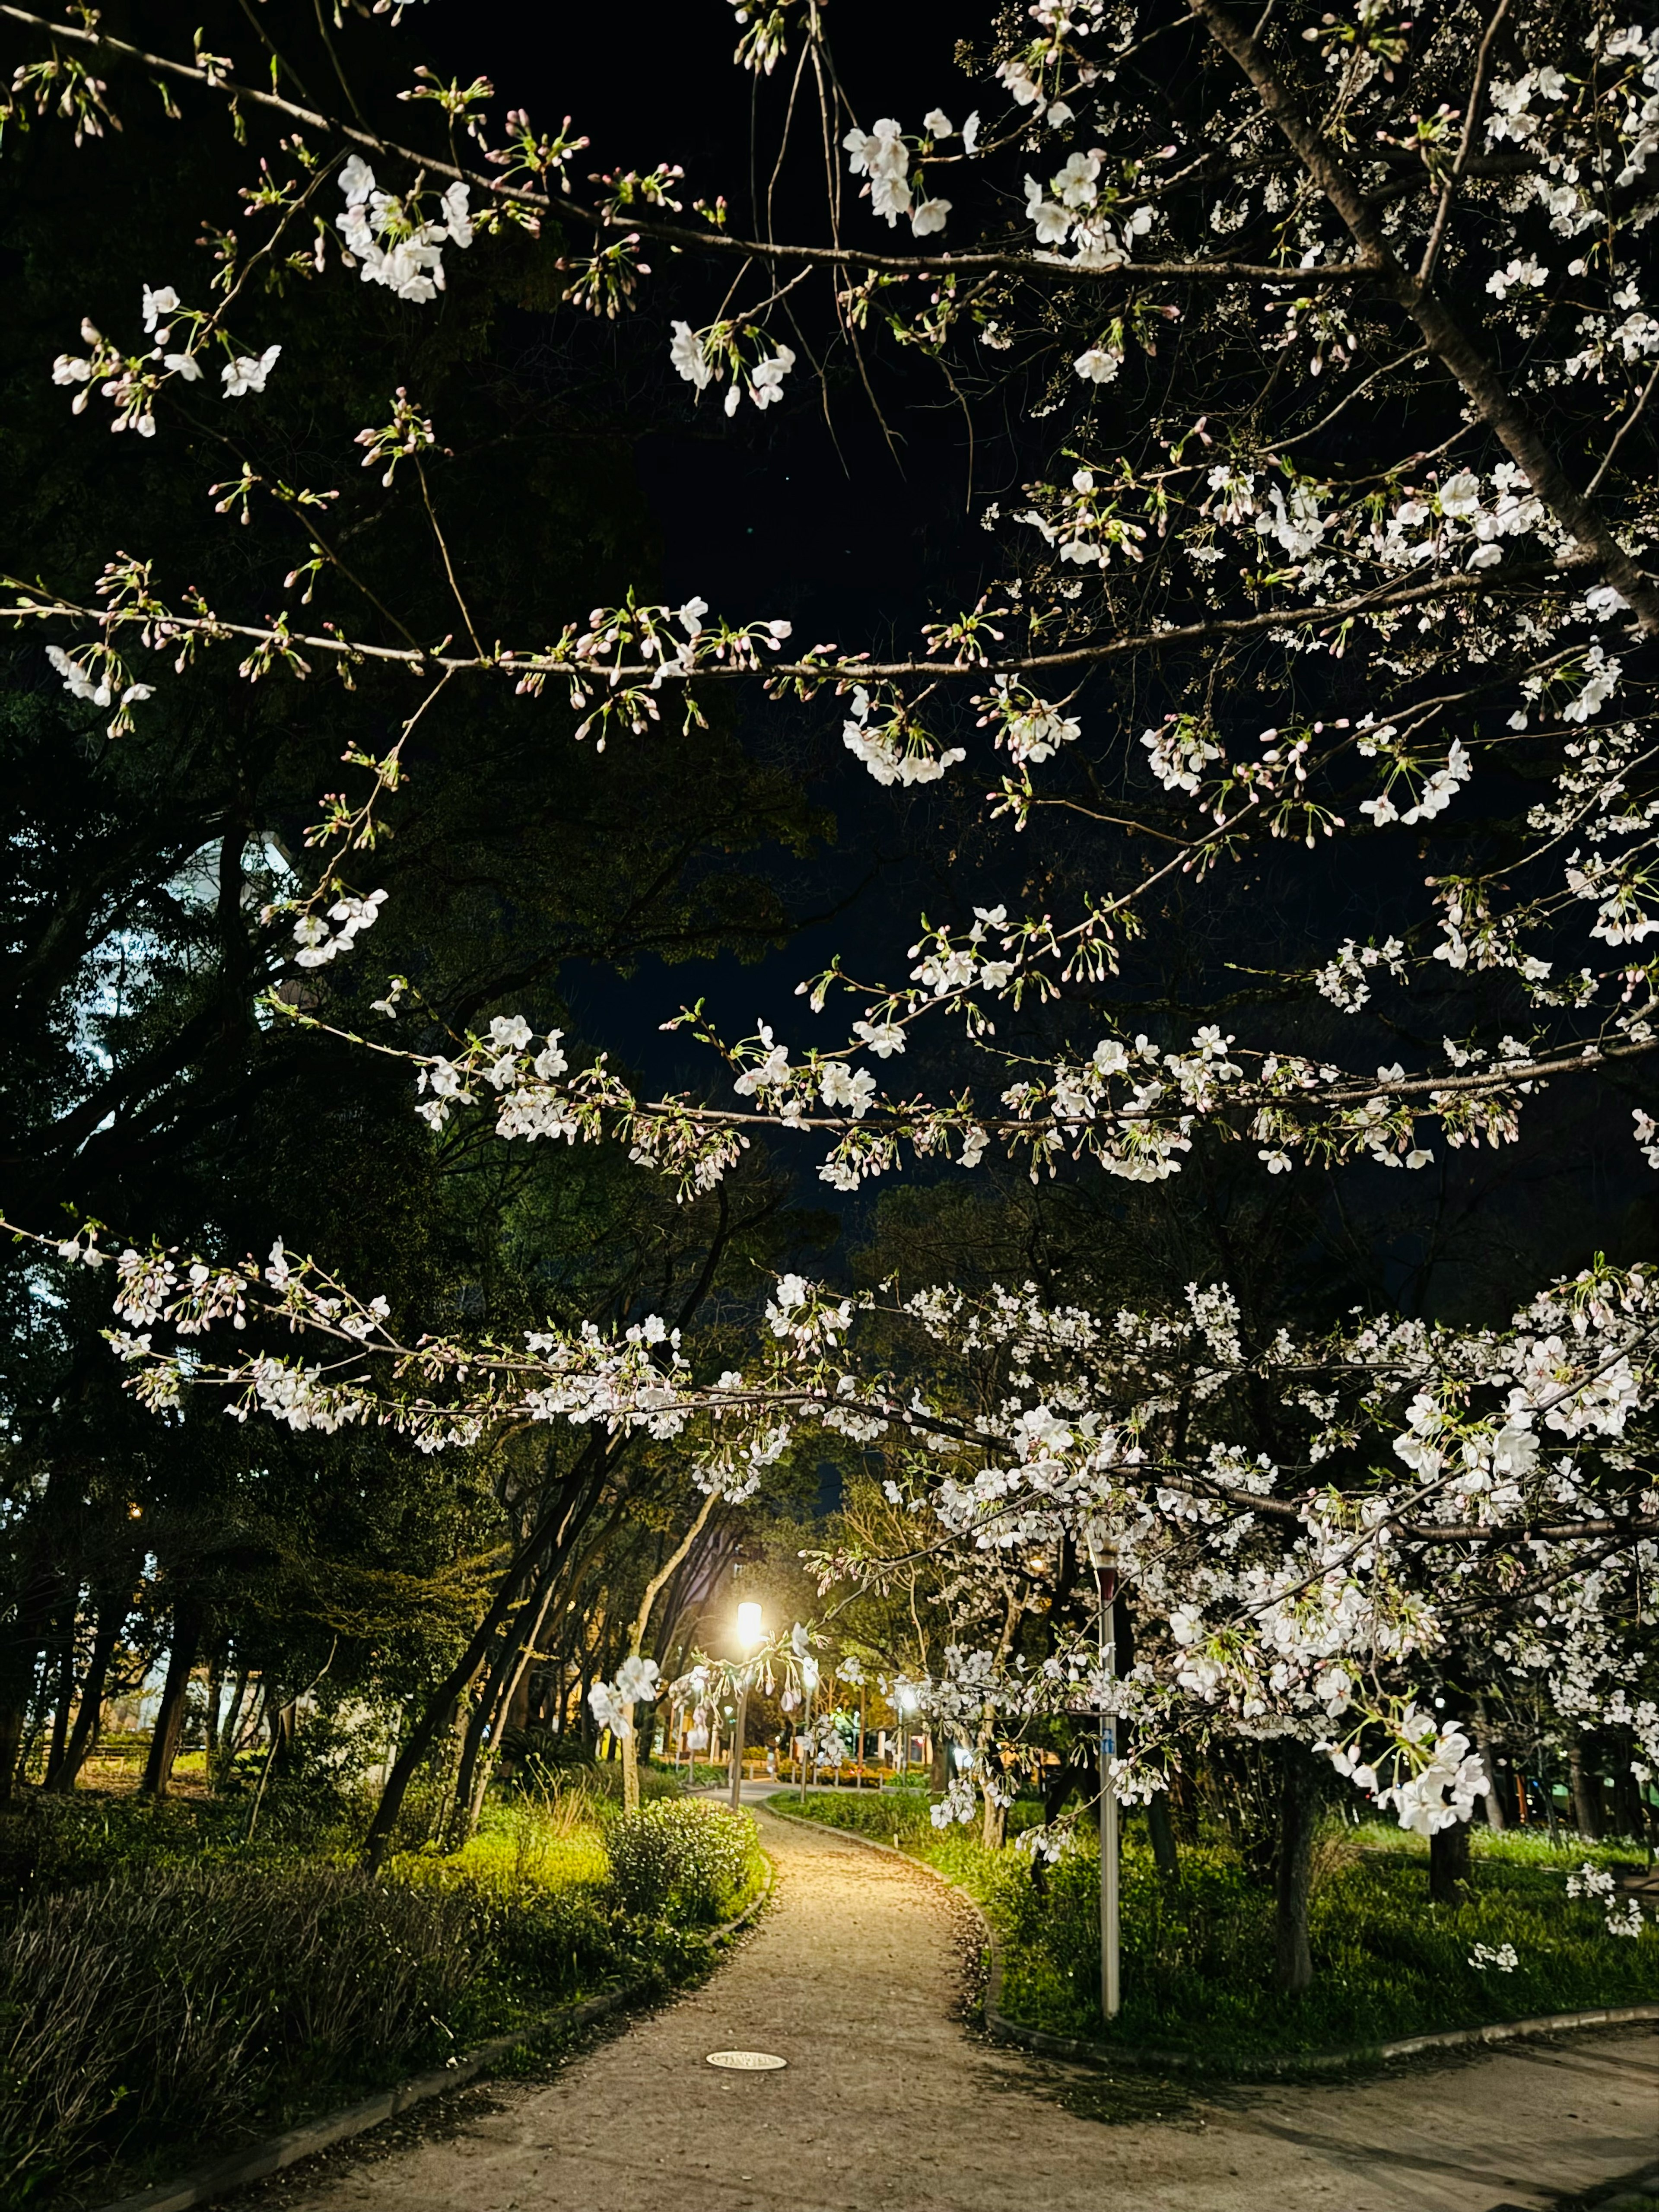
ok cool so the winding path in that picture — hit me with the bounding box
[258,1801,1658,2212]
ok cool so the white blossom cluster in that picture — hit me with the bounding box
[335,156,473,302]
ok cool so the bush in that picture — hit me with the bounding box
[964,1829,1659,2059]
[786,1794,1659,2064]
[605,1801,761,1925]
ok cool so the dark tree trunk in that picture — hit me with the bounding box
[1274,1746,1321,1994]
[48,1593,122,1792]
[42,1621,76,1789]
[1611,1749,1646,1843]
[452,1608,533,1841]
[140,1594,203,1798]
[0,1556,62,1805]
[1569,1741,1602,1840]
[504,1656,535,1742]
[203,1649,223,1769]
[215,1668,250,1789]
[1473,1703,1506,1830]
[1170,1764,1200,1843]
[362,1441,614,1871]
[1148,1788,1182,1879]
[1429,1817,1470,1903]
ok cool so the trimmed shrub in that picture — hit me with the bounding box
[605,1801,760,1925]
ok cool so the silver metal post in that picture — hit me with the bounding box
[1100,1592,1120,2022]
[1085,1525,1122,2024]
[728,1684,748,1812]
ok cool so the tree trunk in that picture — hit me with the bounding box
[452,1620,528,1843]
[203,1649,223,1770]
[140,1594,203,1798]
[616,1488,718,1817]
[981,1767,1007,1850]
[1171,1764,1200,1843]
[48,1593,123,1792]
[1274,1747,1319,1994]
[42,1621,76,1789]
[1611,1748,1646,1844]
[458,1572,562,1841]
[215,1668,250,1789]
[0,1553,63,1805]
[1429,1816,1470,1903]
[1148,1788,1182,1879]
[362,1440,616,1870]
[1473,1700,1506,1831]
[1569,1741,1602,1840]
[503,1656,534,1744]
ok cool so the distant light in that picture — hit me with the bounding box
[737,1600,764,1650]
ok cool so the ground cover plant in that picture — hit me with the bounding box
[785,1791,1659,2063]
[0,1776,759,2208]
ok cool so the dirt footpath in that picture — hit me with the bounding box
[261,1805,1659,2212]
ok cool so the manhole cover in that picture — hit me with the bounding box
[706,2050,787,2071]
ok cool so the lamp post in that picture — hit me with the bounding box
[898,1687,918,1783]
[1084,1523,1121,2023]
[728,1601,763,1811]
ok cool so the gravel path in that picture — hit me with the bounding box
[257,1804,1658,2212]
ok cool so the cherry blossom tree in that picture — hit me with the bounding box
[4,0,1658,1913]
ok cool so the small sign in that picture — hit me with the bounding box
[706,2050,787,2071]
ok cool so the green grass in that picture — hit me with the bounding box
[784,1792,1659,2066]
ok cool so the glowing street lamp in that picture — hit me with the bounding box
[728,1601,764,1811]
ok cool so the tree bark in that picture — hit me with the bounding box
[1473,1700,1506,1831]
[452,1610,531,1843]
[42,1620,76,1789]
[215,1667,250,1789]
[0,1552,63,1805]
[456,1569,563,1840]
[1274,1746,1320,1994]
[1429,1816,1471,1903]
[362,1438,616,1870]
[981,1789,1007,1849]
[1611,1755,1647,1845]
[1148,1788,1182,1879]
[47,1592,123,1792]
[615,1488,719,1815]
[203,1648,223,1770]
[140,1592,203,1798]
[1569,1740,1602,1840]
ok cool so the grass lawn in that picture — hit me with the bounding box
[784,1787,1659,2066]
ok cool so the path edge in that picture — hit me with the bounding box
[88,1850,775,2212]
[762,1801,1659,2079]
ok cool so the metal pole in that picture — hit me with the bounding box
[728,1684,748,1812]
[1099,1576,1120,2022]
[1084,1531,1121,2026]
[799,1686,811,1805]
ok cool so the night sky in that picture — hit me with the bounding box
[414,2,1656,1300]
[421,3,1006,1115]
